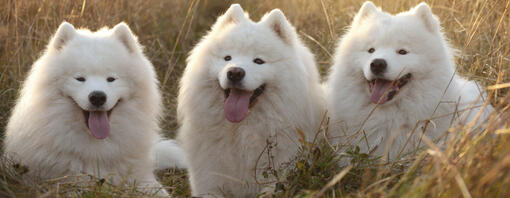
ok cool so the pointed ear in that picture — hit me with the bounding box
[112,22,140,53]
[211,4,249,31]
[50,22,76,50]
[412,2,440,32]
[259,9,297,45]
[352,1,379,27]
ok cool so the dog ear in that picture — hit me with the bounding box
[112,22,141,53]
[211,4,249,31]
[412,2,440,33]
[352,1,379,27]
[49,22,76,50]
[259,9,297,45]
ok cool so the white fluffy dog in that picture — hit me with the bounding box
[177,4,325,197]
[327,2,493,161]
[4,22,174,196]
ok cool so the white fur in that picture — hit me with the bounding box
[153,140,187,169]
[326,2,493,161]
[4,22,170,196]
[177,4,325,197]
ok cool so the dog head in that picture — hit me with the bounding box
[336,2,453,104]
[187,4,305,123]
[43,22,158,139]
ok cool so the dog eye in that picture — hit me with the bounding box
[224,55,232,61]
[368,48,375,53]
[398,49,408,55]
[107,77,116,82]
[253,58,265,65]
[75,77,86,82]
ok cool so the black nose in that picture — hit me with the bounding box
[370,59,387,75]
[88,91,107,107]
[227,67,245,83]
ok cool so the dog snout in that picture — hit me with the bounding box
[227,67,245,83]
[370,59,387,75]
[88,91,107,107]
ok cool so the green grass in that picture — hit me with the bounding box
[0,0,509,197]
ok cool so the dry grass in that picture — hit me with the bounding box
[0,0,509,197]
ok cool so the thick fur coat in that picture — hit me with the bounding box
[4,22,169,196]
[327,2,493,160]
[177,4,325,197]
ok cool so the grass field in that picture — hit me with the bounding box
[0,0,509,197]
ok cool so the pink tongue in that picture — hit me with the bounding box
[224,89,252,123]
[88,111,110,139]
[370,79,396,104]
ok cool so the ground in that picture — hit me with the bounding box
[0,0,509,197]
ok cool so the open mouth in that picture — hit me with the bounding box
[368,73,412,104]
[83,110,113,128]
[82,109,112,140]
[78,101,119,140]
[223,84,265,123]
